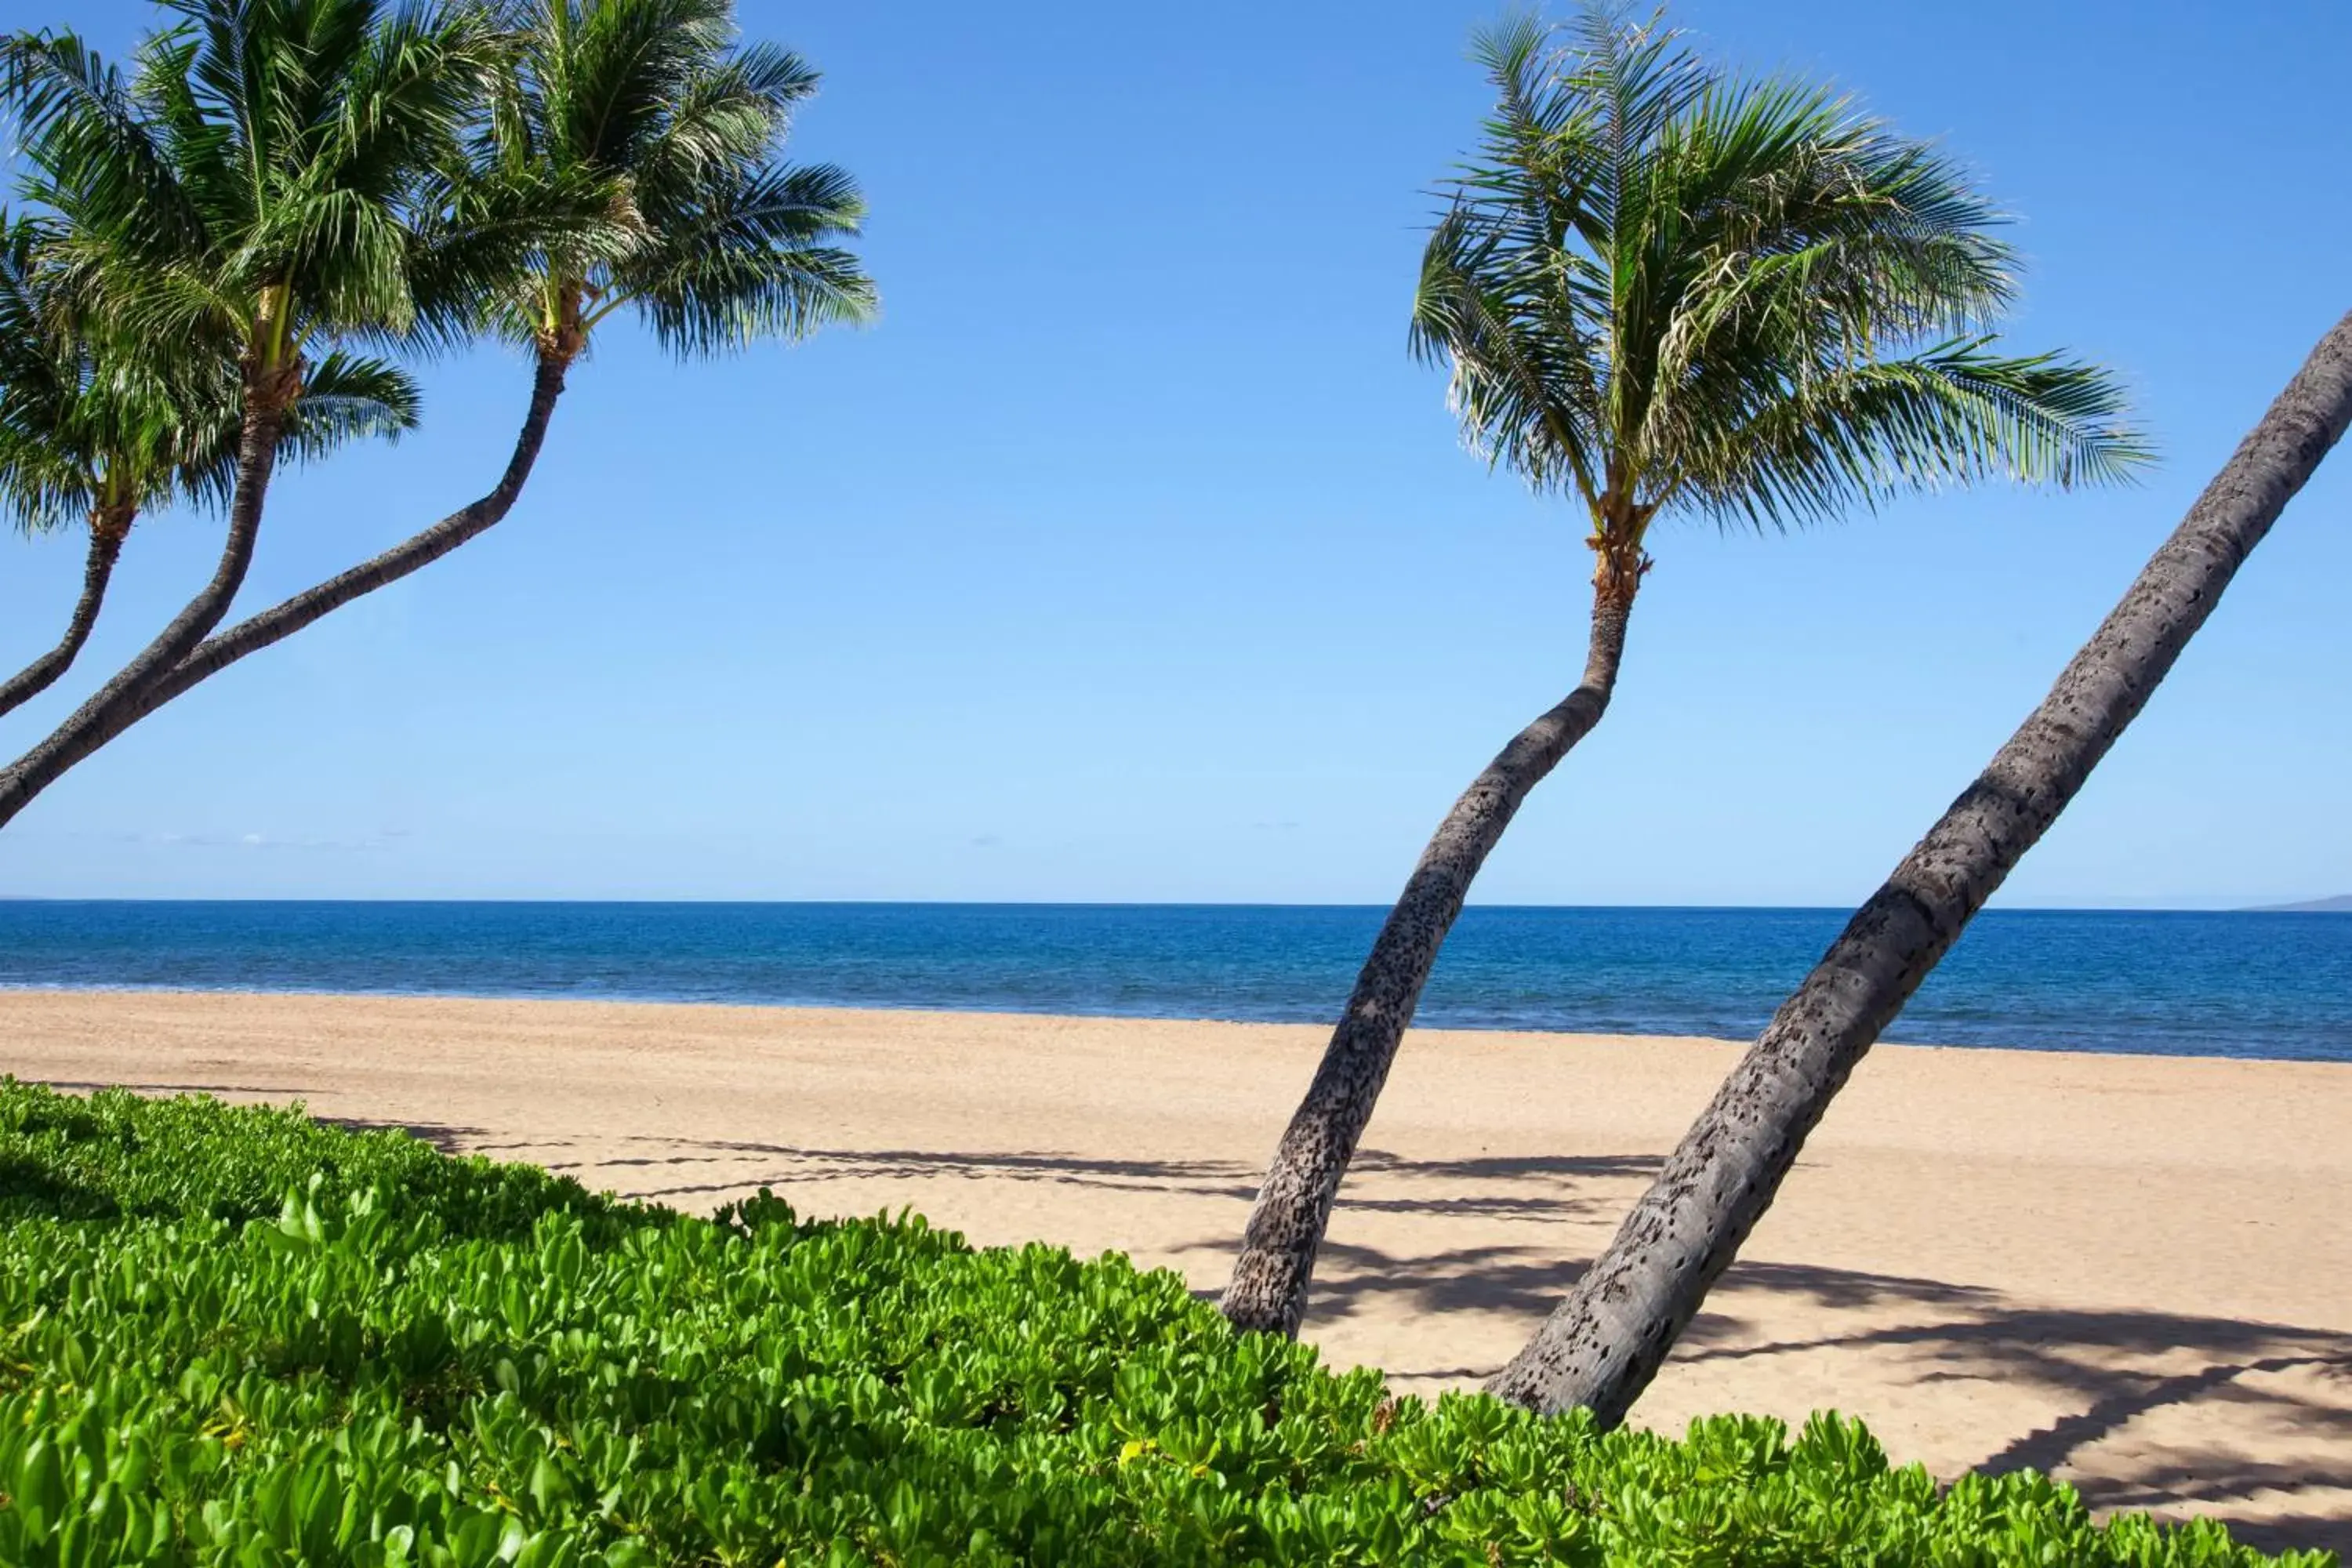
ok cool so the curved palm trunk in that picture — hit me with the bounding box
[1486,309,2352,1426]
[1222,557,1642,1338]
[0,403,289,828]
[0,507,133,720]
[140,348,571,714]
[0,349,570,830]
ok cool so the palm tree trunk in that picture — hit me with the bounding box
[0,403,289,828]
[137,348,571,713]
[1485,308,2352,1426]
[0,348,570,830]
[1222,554,1642,1338]
[0,506,132,720]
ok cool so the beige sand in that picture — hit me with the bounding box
[5,989,2348,1556]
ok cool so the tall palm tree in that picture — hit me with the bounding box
[1221,5,2147,1339]
[0,0,514,826]
[0,0,873,826]
[1490,307,2352,1424]
[0,213,416,720]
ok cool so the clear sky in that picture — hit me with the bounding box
[1,0,2347,906]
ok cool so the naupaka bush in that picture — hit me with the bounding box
[0,1081,2326,1566]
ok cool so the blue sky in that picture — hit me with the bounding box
[1,0,2347,906]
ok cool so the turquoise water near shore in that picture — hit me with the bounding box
[1,901,2347,1063]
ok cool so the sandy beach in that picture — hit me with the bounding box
[5,988,2348,1555]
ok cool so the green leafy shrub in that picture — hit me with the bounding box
[0,1080,2328,1566]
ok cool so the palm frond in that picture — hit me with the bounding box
[281,348,422,459]
[1678,343,2149,531]
[622,163,871,356]
[1,30,208,255]
[1412,205,1608,506]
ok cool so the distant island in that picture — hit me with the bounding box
[2251,895,2352,913]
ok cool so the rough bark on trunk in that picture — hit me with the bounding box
[0,506,132,720]
[1222,550,1643,1338]
[1485,308,2352,1425]
[0,348,571,829]
[0,398,289,828]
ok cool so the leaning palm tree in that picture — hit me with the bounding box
[0,0,514,826]
[0,212,416,720]
[1221,5,2147,1339]
[0,0,872,826]
[1490,307,2352,1423]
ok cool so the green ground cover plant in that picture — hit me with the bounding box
[0,1081,2328,1567]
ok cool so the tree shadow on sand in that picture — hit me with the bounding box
[312,1116,489,1156]
[1243,1234,2352,1556]
[552,1138,1659,1226]
[1678,1282,2352,1547]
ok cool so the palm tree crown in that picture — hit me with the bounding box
[1411,6,2148,595]
[2,0,517,416]
[0,212,418,540]
[0,212,229,536]
[482,0,875,364]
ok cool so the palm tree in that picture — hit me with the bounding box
[0,213,416,720]
[1490,307,2352,1423]
[0,0,873,826]
[1221,5,2147,1339]
[0,0,514,826]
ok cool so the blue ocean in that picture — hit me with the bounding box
[3,901,2348,1063]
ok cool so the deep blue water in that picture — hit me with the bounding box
[1,901,2347,1062]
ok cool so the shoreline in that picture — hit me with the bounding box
[5,987,2350,1553]
[8,902,2346,1064]
[3,981,2345,1069]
